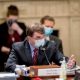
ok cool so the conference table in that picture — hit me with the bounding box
[0,72,17,80]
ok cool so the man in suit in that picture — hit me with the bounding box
[5,23,75,76]
[40,15,63,53]
[0,5,27,71]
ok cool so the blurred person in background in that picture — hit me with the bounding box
[40,15,63,54]
[0,5,27,71]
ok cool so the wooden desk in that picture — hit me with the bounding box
[17,65,75,80]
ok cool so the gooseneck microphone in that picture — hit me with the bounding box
[40,46,51,65]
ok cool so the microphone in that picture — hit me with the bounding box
[40,47,46,51]
[40,46,51,65]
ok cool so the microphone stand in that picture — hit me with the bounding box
[40,47,51,65]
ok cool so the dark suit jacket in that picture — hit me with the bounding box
[0,21,27,63]
[5,40,67,72]
[49,35,63,53]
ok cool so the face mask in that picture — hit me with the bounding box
[35,38,45,48]
[7,19,17,27]
[44,26,53,36]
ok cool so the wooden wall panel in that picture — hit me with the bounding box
[0,0,80,65]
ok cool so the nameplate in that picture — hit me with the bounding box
[38,68,61,76]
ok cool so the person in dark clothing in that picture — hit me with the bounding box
[40,15,63,53]
[5,23,75,78]
[0,5,27,71]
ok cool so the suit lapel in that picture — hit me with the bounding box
[37,41,56,65]
[37,49,45,64]
[23,40,45,65]
[24,40,33,65]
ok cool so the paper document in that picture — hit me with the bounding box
[0,72,17,78]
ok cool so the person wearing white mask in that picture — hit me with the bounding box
[5,23,75,80]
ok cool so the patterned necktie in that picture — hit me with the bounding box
[33,48,38,65]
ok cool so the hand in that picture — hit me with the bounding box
[11,23,23,35]
[67,55,76,68]
[1,46,10,54]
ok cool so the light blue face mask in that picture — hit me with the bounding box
[44,26,53,36]
[35,38,45,48]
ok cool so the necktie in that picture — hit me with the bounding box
[33,48,38,65]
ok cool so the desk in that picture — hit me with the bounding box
[0,72,17,80]
[18,65,75,80]
[17,75,74,80]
